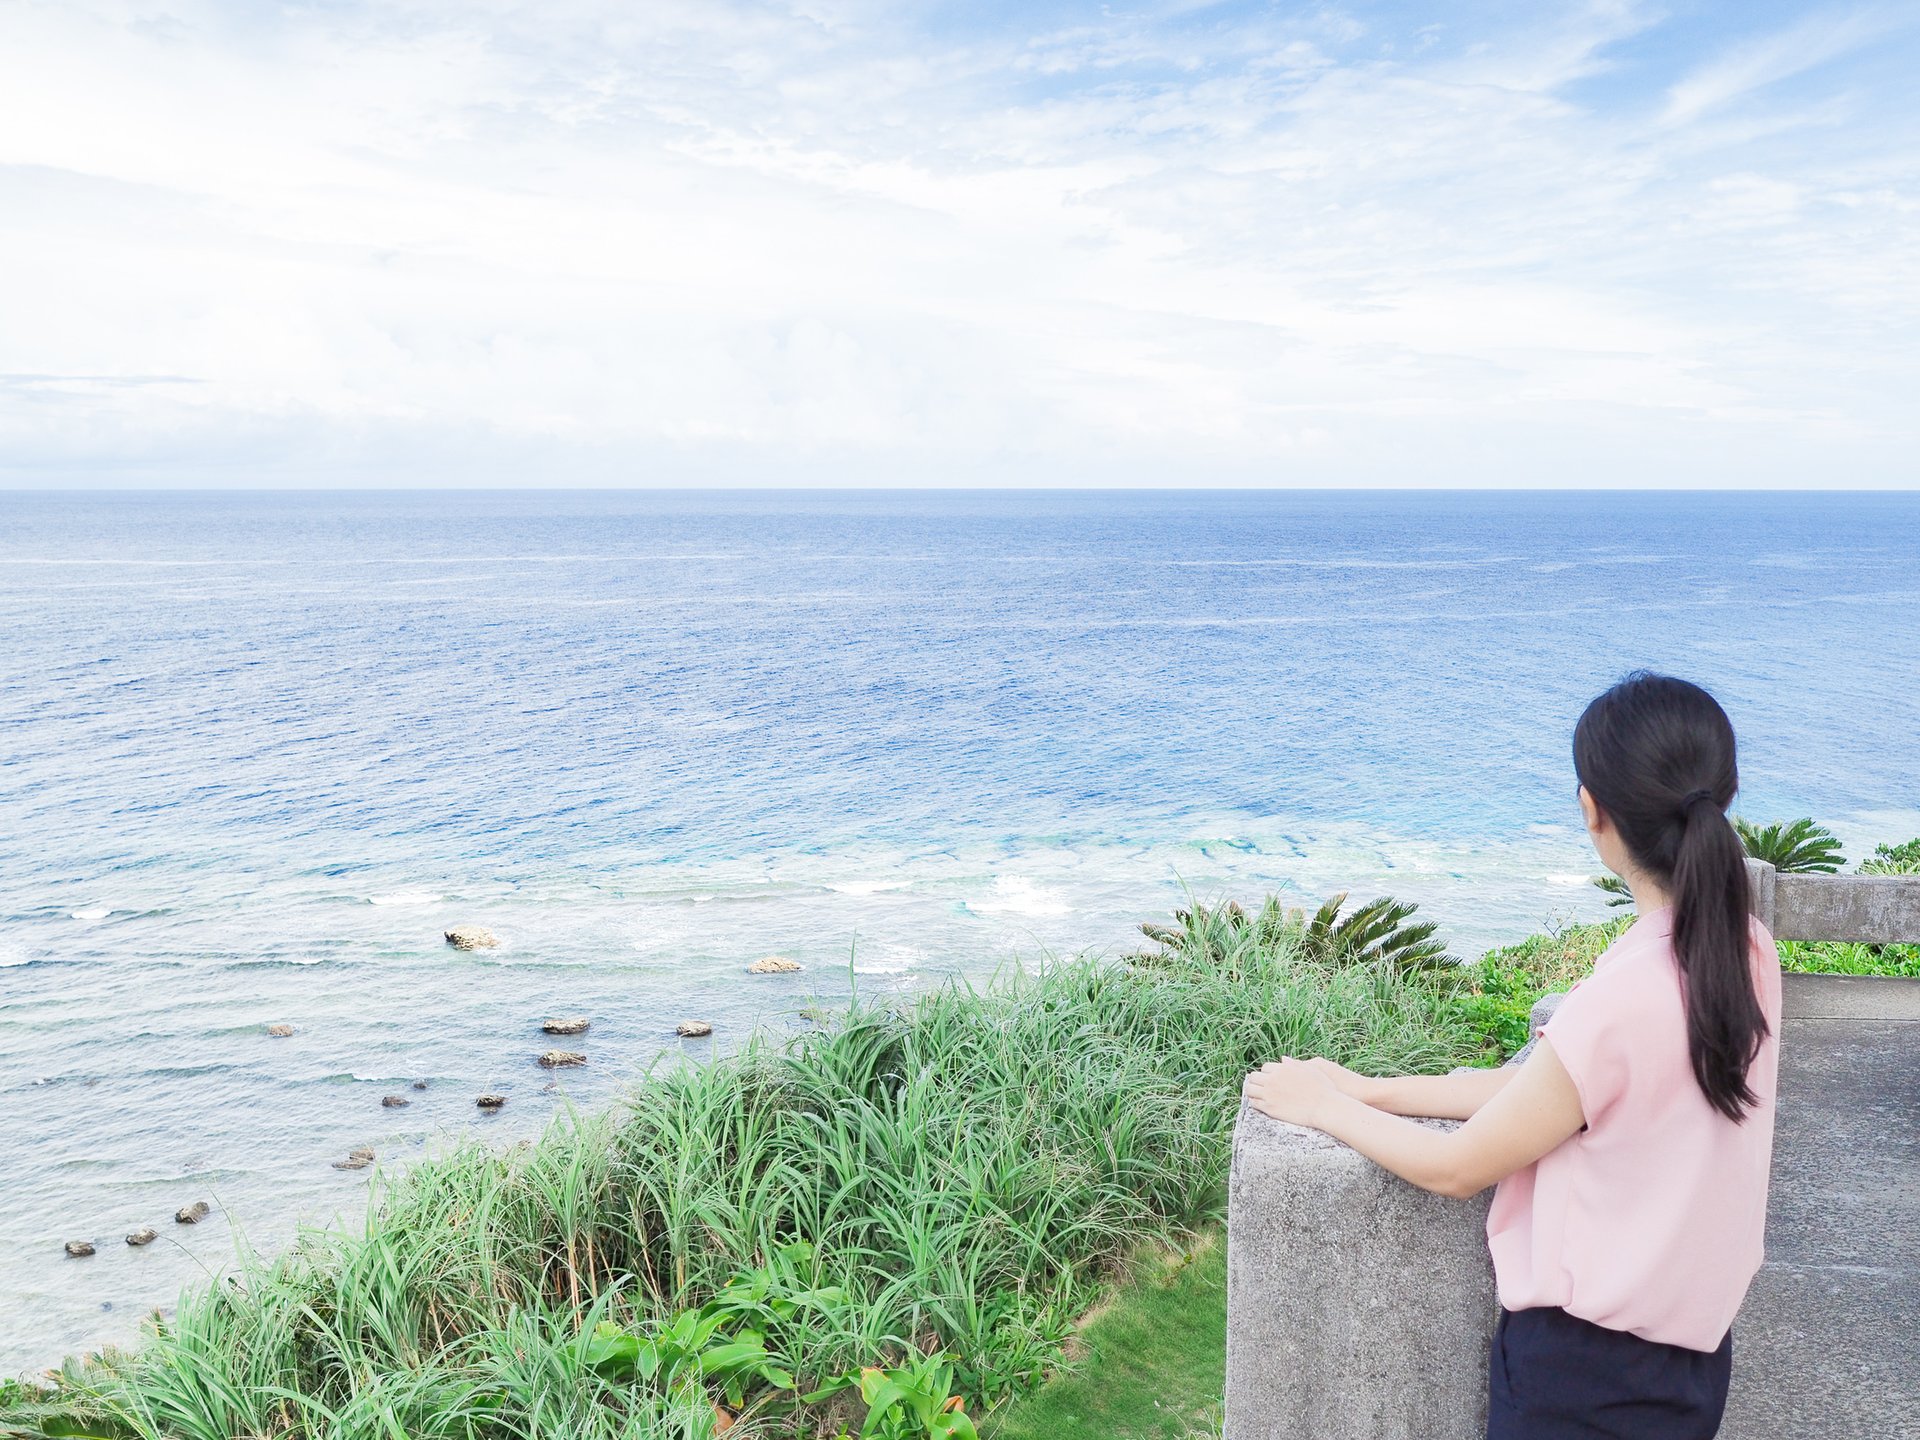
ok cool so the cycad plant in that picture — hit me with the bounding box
[1135,891,1451,975]
[1593,815,1847,904]
[1734,817,1845,874]
[1294,893,1453,973]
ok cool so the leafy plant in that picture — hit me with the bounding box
[1862,837,1920,876]
[819,1350,978,1440]
[1735,817,1844,874]
[584,1243,847,1411]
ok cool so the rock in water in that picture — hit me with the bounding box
[542,1017,590,1036]
[476,1094,506,1110]
[332,1157,370,1171]
[175,1201,211,1225]
[676,1020,714,1038]
[381,1095,410,1108]
[747,955,802,974]
[411,1079,429,1090]
[265,1023,295,1037]
[444,925,499,950]
[126,1227,157,1247]
[538,1050,586,1068]
[64,1240,95,1258]
[348,1146,374,1160]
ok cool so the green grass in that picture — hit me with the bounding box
[987,1232,1226,1440]
[1,933,1478,1440]
[1778,939,1920,977]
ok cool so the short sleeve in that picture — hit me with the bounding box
[1542,978,1633,1127]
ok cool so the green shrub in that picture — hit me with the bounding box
[1862,837,1920,876]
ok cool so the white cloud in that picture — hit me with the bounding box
[0,1,1916,486]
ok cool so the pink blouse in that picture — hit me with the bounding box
[1485,907,1782,1352]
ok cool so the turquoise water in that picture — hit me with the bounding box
[3,488,1917,1368]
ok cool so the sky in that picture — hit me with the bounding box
[1,1,1916,489]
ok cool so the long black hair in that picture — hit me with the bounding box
[1573,673,1768,1122]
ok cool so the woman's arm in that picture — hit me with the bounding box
[1310,1057,1518,1120]
[1246,1040,1587,1199]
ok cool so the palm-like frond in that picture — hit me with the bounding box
[1134,890,1451,975]
[1590,874,1634,907]
[1299,893,1453,973]
[1736,817,1845,874]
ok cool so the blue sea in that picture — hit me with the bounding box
[3,488,1918,1370]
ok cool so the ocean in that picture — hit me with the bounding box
[2,487,1917,1371]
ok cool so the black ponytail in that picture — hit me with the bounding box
[1573,673,1769,1122]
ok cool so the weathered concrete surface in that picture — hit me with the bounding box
[1225,1110,1494,1440]
[1720,974,1920,1440]
[1769,871,1920,944]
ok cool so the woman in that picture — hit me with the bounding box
[1244,673,1781,1440]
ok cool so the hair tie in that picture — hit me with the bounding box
[1680,788,1717,814]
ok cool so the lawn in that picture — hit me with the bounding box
[989,1233,1226,1440]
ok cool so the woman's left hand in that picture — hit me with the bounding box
[1242,1057,1338,1129]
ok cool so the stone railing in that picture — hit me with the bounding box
[1224,858,1920,1440]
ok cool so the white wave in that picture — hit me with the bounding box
[1545,873,1600,888]
[70,907,110,920]
[0,947,32,967]
[972,876,1071,919]
[367,892,443,907]
[826,879,907,897]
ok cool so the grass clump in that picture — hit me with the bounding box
[2,935,1479,1440]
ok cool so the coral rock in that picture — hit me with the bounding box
[675,1020,714,1038]
[64,1240,96,1258]
[265,1024,295,1038]
[538,1050,586,1068]
[126,1227,157,1247]
[444,925,499,950]
[541,1017,590,1036]
[747,955,802,975]
[174,1201,211,1225]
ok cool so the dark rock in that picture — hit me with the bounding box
[126,1227,157,1247]
[411,1079,429,1090]
[542,1017,590,1036]
[538,1050,586,1068]
[64,1240,95,1258]
[381,1095,410,1108]
[476,1094,506,1109]
[331,1156,371,1171]
[175,1201,210,1225]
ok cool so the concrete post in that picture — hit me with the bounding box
[1747,857,1777,931]
[1224,1109,1496,1440]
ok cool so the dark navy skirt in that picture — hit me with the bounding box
[1487,1305,1733,1440]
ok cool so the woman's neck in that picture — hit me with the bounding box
[1627,872,1673,914]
